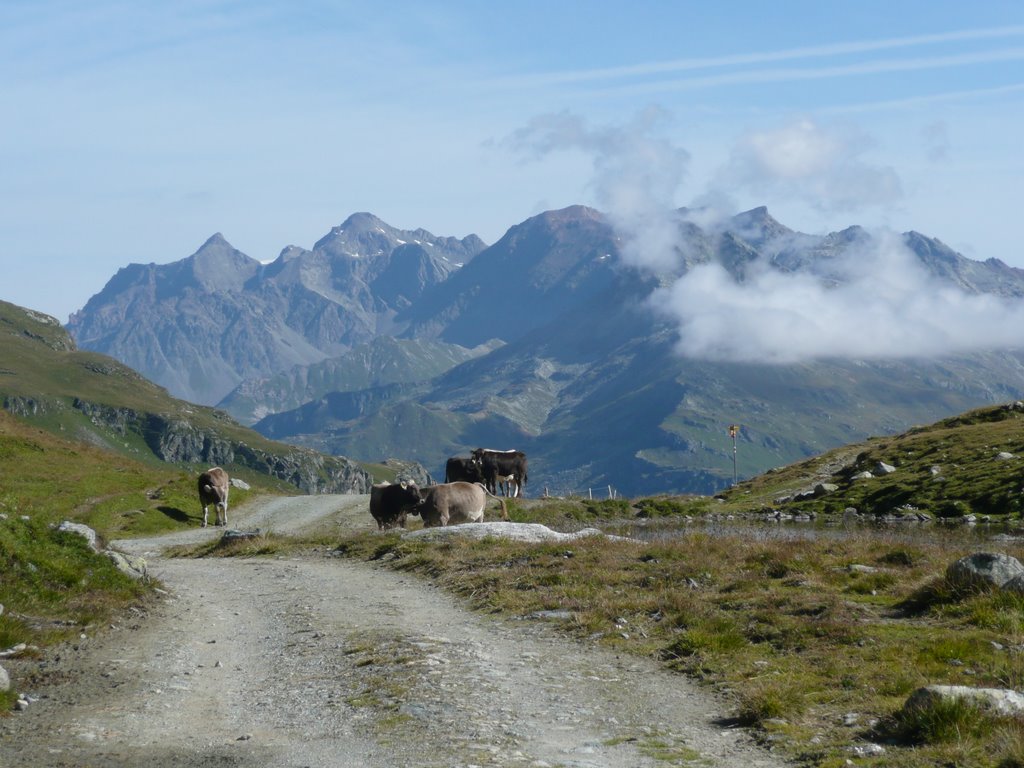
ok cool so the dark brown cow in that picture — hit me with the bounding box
[416,481,508,527]
[198,467,230,527]
[471,449,528,497]
[445,456,484,484]
[369,481,422,530]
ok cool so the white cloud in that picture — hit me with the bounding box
[652,230,1024,363]
[510,109,1024,365]
[716,119,903,214]
[507,108,689,272]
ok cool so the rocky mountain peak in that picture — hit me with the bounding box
[185,233,260,292]
[727,206,793,247]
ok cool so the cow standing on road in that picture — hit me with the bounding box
[471,448,528,498]
[198,467,230,527]
[369,481,422,530]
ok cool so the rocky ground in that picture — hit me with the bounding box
[0,495,786,767]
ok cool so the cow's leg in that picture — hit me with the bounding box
[202,505,209,528]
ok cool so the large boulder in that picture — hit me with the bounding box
[946,552,1024,589]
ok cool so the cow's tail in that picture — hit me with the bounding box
[478,483,511,521]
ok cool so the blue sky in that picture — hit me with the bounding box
[2,1,1024,323]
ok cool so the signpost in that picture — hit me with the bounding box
[728,424,740,485]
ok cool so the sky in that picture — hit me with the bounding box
[2,1,1024,335]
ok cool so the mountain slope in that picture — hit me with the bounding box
[0,300,373,494]
[244,207,1024,495]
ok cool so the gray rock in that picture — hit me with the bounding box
[1000,572,1024,594]
[406,522,607,544]
[852,471,874,480]
[220,529,262,544]
[105,550,148,581]
[997,452,1015,460]
[58,521,99,552]
[230,477,251,491]
[904,685,1024,717]
[875,461,896,475]
[0,663,9,692]
[814,483,839,496]
[946,552,1024,589]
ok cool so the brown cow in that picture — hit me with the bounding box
[369,481,422,530]
[416,481,508,528]
[198,467,230,527]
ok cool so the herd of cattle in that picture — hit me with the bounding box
[370,448,528,530]
[195,449,528,532]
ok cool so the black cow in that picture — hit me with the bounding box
[369,481,422,530]
[471,448,528,498]
[445,456,484,484]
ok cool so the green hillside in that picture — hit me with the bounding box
[716,400,1024,520]
[0,300,374,494]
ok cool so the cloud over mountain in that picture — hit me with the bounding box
[652,230,1024,363]
[510,110,1024,364]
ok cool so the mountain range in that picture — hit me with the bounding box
[65,206,1024,496]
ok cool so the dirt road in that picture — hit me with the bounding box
[0,495,786,767]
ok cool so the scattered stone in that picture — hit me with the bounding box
[851,471,874,480]
[997,452,1016,460]
[220,529,262,545]
[14,696,29,711]
[946,552,1024,589]
[230,478,252,491]
[58,521,99,551]
[904,685,1024,717]
[814,483,838,497]
[929,465,942,475]
[0,663,8,692]
[105,550,148,580]
[525,609,574,621]
[875,462,896,475]
[848,564,878,574]
[848,743,886,757]
[0,643,29,658]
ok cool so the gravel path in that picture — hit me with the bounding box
[0,495,787,767]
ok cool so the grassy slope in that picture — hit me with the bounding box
[716,401,1024,520]
[0,300,372,474]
